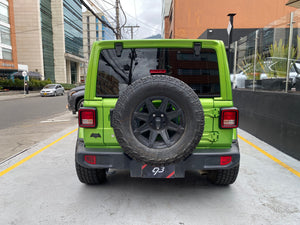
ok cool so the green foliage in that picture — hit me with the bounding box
[0,79,14,89]
[0,78,52,90]
[269,39,296,78]
[0,77,77,91]
[28,79,51,90]
[60,83,76,90]
[238,53,266,80]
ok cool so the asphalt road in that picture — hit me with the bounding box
[0,94,68,129]
[0,128,299,225]
[0,94,77,162]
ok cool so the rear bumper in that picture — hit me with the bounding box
[75,139,240,178]
[40,92,55,96]
[67,95,76,112]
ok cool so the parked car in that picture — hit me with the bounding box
[40,84,64,97]
[67,85,85,114]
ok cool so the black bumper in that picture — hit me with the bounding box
[67,95,76,112]
[75,139,240,178]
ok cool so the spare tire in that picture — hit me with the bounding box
[112,75,205,166]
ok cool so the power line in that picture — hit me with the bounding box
[119,0,127,29]
[80,0,117,36]
[125,11,160,33]
[123,25,140,39]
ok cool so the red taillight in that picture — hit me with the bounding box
[79,108,96,128]
[85,155,96,164]
[150,69,166,74]
[220,156,232,165]
[220,108,239,129]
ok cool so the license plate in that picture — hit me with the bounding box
[141,164,175,178]
[44,93,47,95]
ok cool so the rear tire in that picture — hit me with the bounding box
[207,164,239,185]
[112,75,205,166]
[77,98,84,111]
[76,162,107,185]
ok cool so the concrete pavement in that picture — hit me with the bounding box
[0,127,299,225]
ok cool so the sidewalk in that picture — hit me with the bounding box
[0,90,40,101]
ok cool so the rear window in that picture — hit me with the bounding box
[96,48,220,97]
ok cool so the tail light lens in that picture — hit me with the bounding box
[85,155,96,164]
[150,69,166,74]
[220,108,239,129]
[79,108,96,128]
[220,156,232,165]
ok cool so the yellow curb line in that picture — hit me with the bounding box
[0,128,78,177]
[238,134,300,178]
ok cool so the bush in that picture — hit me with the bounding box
[29,79,51,90]
[0,78,77,91]
[61,83,76,90]
[0,78,52,90]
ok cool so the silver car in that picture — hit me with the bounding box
[40,84,65,97]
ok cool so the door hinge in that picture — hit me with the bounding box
[208,132,219,142]
[205,108,220,118]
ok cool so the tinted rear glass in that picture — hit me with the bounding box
[96,48,220,97]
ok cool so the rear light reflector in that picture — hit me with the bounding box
[220,156,232,165]
[85,155,96,164]
[220,108,239,128]
[150,69,166,74]
[79,108,96,128]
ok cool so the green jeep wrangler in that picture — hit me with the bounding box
[75,39,240,185]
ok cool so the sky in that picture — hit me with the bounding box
[84,0,163,39]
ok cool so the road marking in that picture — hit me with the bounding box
[238,134,300,178]
[40,119,70,123]
[0,128,78,177]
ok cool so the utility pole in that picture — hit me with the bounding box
[115,0,121,39]
[124,25,140,39]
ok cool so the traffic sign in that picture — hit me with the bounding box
[22,71,27,77]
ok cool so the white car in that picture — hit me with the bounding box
[40,84,65,97]
[230,72,247,88]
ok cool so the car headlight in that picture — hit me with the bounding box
[70,91,77,96]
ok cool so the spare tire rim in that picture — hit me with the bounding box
[132,96,185,149]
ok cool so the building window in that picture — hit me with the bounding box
[2,48,12,60]
[0,25,11,45]
[0,3,9,24]
[63,0,83,58]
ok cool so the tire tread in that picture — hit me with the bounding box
[75,162,107,185]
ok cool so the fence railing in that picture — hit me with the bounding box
[230,10,300,92]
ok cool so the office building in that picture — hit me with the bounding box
[0,0,18,78]
[14,0,84,83]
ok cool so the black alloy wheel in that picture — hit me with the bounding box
[132,96,185,149]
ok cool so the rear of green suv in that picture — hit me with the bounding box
[75,39,240,185]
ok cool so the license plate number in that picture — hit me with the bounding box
[141,164,175,178]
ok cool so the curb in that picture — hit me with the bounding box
[0,92,40,101]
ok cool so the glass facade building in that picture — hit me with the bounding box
[40,0,55,81]
[63,0,83,58]
[101,16,115,40]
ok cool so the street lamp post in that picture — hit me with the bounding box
[22,71,27,95]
